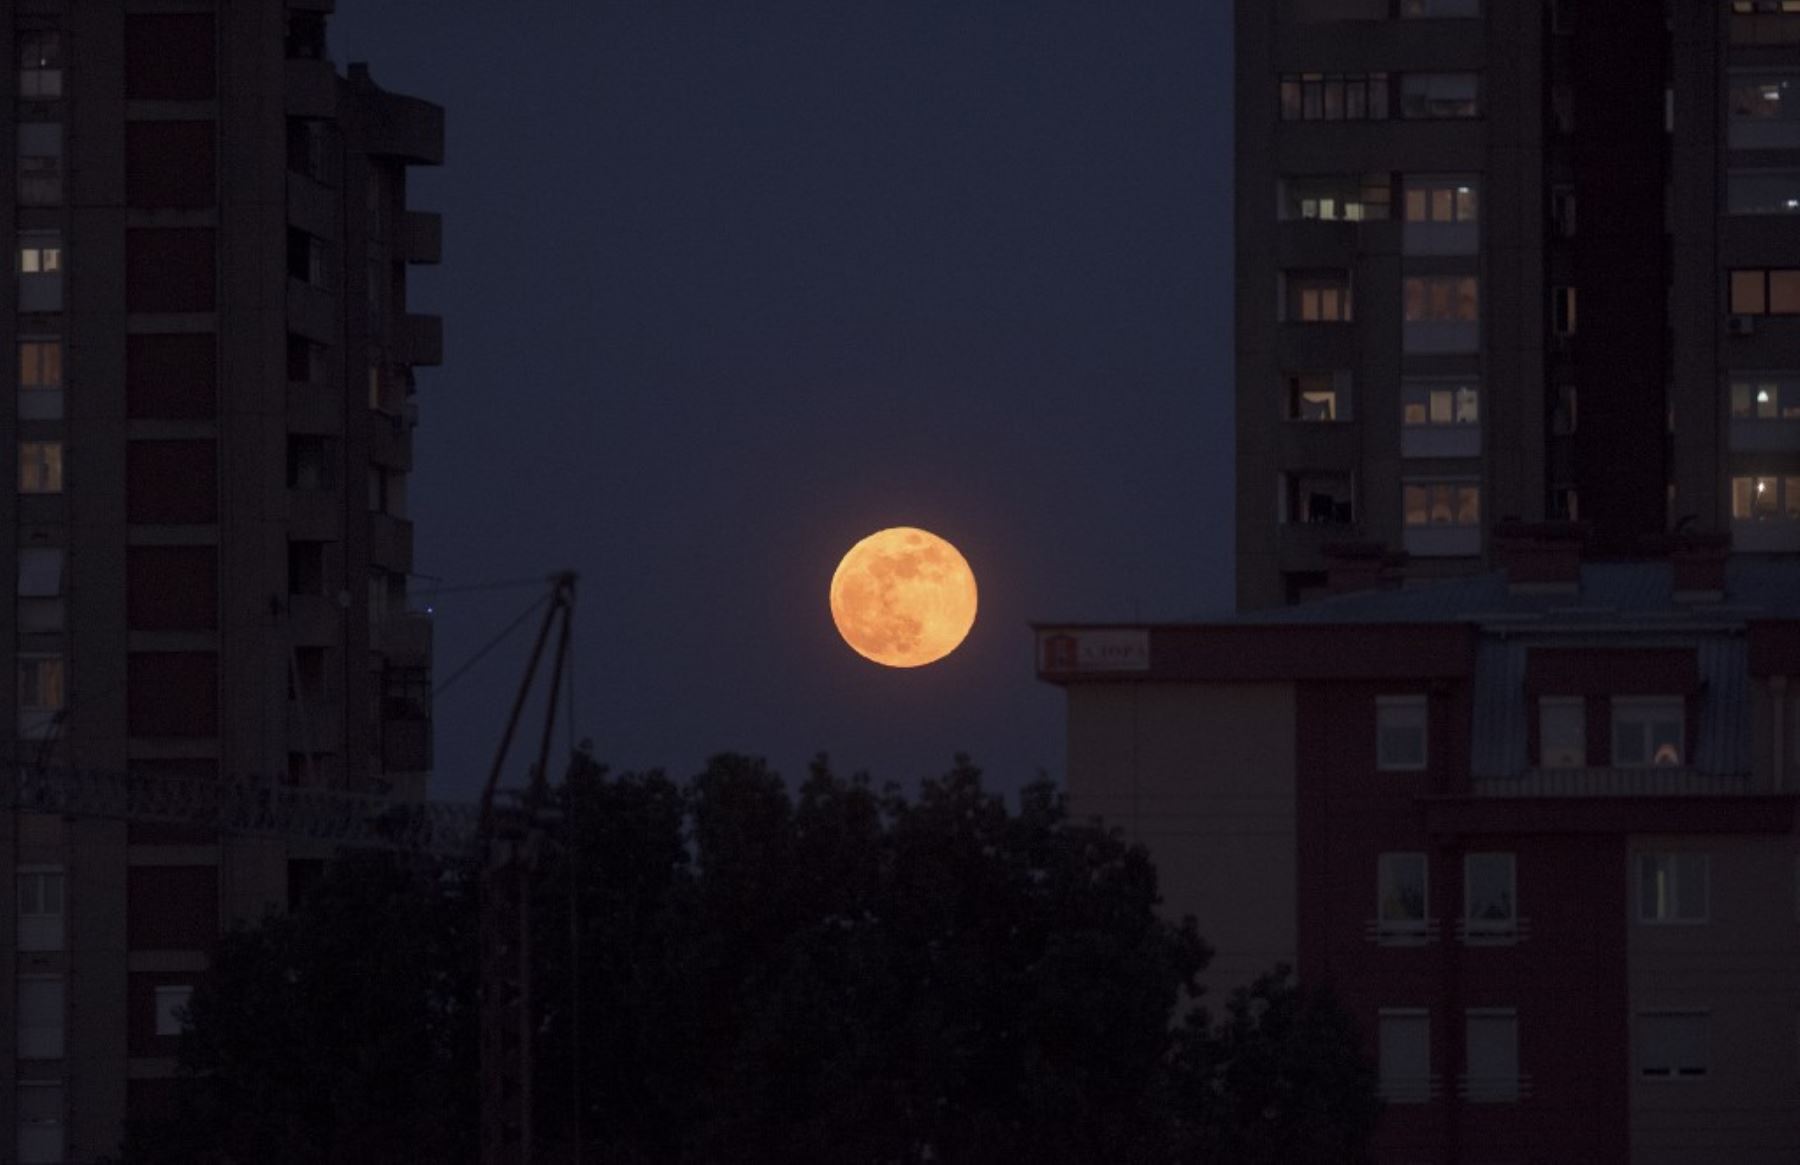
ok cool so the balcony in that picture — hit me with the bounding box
[1472,768,1758,797]
[369,513,414,571]
[372,612,431,667]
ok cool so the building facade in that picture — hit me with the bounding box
[3,4,439,1159]
[1039,537,1800,1163]
[1237,0,1800,609]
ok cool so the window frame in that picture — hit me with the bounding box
[1378,851,1430,934]
[1463,1007,1520,1103]
[15,974,65,1060]
[153,984,194,1037]
[1730,268,1800,315]
[1463,852,1517,935]
[1637,852,1709,925]
[1538,696,1586,767]
[1611,696,1686,768]
[1400,72,1481,119]
[17,440,63,495]
[17,30,63,101]
[1378,1008,1433,1103]
[1279,72,1391,122]
[1285,370,1353,422]
[1729,374,1800,420]
[1401,377,1480,428]
[16,866,64,953]
[1402,480,1482,529]
[1636,1010,1710,1080]
[1403,275,1480,323]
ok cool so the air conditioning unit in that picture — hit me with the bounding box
[1729,315,1757,337]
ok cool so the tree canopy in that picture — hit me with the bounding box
[121,752,1378,1163]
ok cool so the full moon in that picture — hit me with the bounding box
[830,527,978,668]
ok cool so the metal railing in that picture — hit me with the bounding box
[1471,768,1759,798]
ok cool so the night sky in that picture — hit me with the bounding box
[330,2,1236,803]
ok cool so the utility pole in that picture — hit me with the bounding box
[478,572,577,1165]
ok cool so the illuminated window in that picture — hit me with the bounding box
[1539,697,1585,767]
[1637,853,1708,923]
[1613,697,1684,768]
[1730,474,1800,520]
[1284,271,1353,322]
[1279,73,1390,122]
[1279,174,1391,222]
[1729,376,1800,419]
[18,31,62,100]
[1378,852,1428,932]
[1377,695,1428,770]
[18,442,62,494]
[17,232,63,313]
[1285,371,1351,421]
[1733,1,1800,45]
[1402,379,1479,427]
[1403,481,1481,528]
[1401,73,1479,119]
[1404,275,1479,323]
[1404,176,1479,224]
[17,124,62,206]
[18,338,63,421]
[1730,268,1800,314]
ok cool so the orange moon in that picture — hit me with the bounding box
[829,527,978,668]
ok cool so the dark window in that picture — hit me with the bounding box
[127,333,216,419]
[127,123,216,208]
[288,540,328,596]
[287,436,335,491]
[127,546,217,631]
[125,15,216,101]
[126,865,217,949]
[126,229,217,313]
[127,441,218,524]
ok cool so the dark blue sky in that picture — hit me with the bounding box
[331,1,1236,802]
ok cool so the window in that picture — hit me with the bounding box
[17,232,63,313]
[1552,385,1578,435]
[1551,485,1579,521]
[1377,695,1428,770]
[1378,852,1429,932]
[1464,1009,1520,1102]
[1404,277,1479,322]
[1613,697,1684,767]
[153,985,194,1037]
[1379,1010,1432,1103]
[1553,286,1578,335]
[1729,71,1800,147]
[1637,1011,1708,1078]
[369,364,385,411]
[1551,185,1577,238]
[1402,379,1479,427]
[17,124,63,206]
[18,548,65,634]
[1733,1,1800,45]
[16,1081,64,1165]
[1284,271,1353,322]
[1730,376,1800,420]
[17,977,64,1059]
[1403,481,1481,528]
[287,335,327,385]
[1401,73,1479,119]
[1539,697,1585,767]
[1280,174,1391,222]
[1464,853,1516,934]
[1404,177,1479,224]
[17,868,64,952]
[18,32,63,100]
[1731,268,1800,315]
[288,540,327,597]
[1728,169,1800,214]
[1286,371,1351,421]
[1279,73,1390,122]
[1730,474,1800,520]
[1638,853,1708,923]
[286,436,334,491]
[19,655,65,740]
[286,228,328,287]
[1283,474,1354,524]
[18,338,63,420]
[18,442,63,495]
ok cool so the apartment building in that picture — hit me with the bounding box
[1237,0,1800,608]
[3,4,440,1160]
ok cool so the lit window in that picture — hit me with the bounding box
[16,976,64,1059]
[1379,1010,1432,1102]
[1404,275,1479,322]
[1612,697,1684,767]
[17,338,63,421]
[1284,271,1353,323]
[1286,371,1350,421]
[1729,376,1800,419]
[1729,71,1800,146]
[18,442,63,494]
[1464,853,1516,934]
[1378,852,1429,933]
[1539,697,1585,767]
[1637,1011,1708,1078]
[154,984,194,1037]
[1730,474,1800,520]
[16,868,64,952]
[1730,268,1800,314]
[1402,379,1479,427]
[18,32,62,100]
[17,239,61,276]
[1733,2,1800,45]
[1279,72,1390,122]
[1280,174,1391,222]
[1400,72,1480,119]
[1403,481,1481,528]
[1464,1009,1519,1102]
[17,124,63,206]
[1638,853,1708,924]
[1404,177,1480,224]
[16,232,63,313]
[1377,695,1428,770]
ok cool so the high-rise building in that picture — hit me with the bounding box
[1235,0,1800,610]
[3,6,440,1160]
